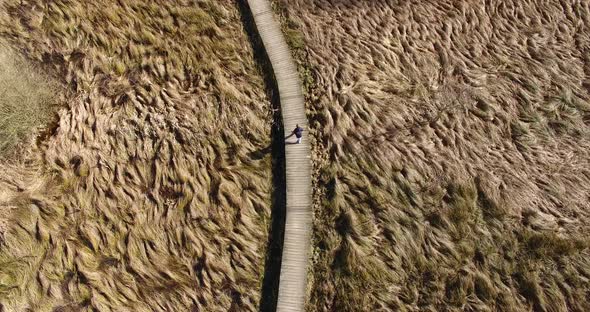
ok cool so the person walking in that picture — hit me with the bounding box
[285,124,304,144]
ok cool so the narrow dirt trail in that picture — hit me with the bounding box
[245,0,312,311]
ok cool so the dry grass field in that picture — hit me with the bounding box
[0,44,61,245]
[0,0,272,310]
[273,0,590,311]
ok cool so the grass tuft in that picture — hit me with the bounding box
[0,47,59,156]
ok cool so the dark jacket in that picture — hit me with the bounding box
[293,126,303,138]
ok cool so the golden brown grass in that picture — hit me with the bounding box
[0,0,272,310]
[0,45,62,278]
[273,0,590,311]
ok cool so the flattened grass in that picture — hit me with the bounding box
[274,0,590,311]
[0,0,272,310]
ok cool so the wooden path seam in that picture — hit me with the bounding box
[245,1,312,311]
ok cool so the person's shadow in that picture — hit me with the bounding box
[247,133,300,160]
[248,144,272,160]
[284,133,298,145]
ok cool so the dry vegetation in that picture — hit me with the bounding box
[0,0,272,310]
[0,44,61,247]
[274,0,590,311]
[0,46,59,157]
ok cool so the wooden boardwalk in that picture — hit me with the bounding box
[246,0,312,311]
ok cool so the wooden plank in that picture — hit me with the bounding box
[245,1,312,311]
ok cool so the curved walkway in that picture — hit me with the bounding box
[246,1,312,311]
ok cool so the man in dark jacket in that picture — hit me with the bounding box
[285,124,304,144]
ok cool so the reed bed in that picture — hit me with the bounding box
[0,0,272,310]
[273,1,590,311]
